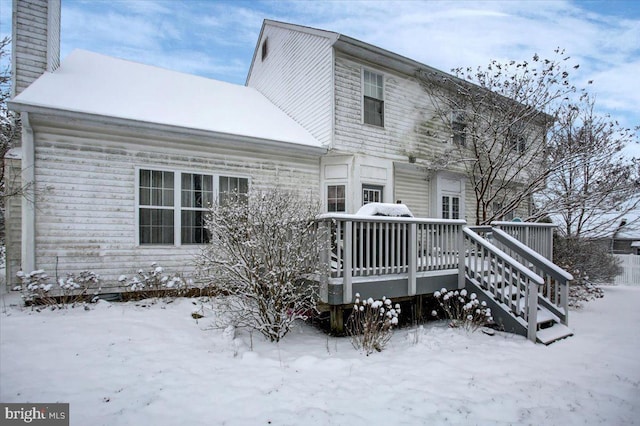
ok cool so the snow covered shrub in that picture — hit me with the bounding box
[122,262,186,298]
[196,186,328,342]
[346,294,400,354]
[57,270,100,306]
[17,270,55,305]
[17,269,99,307]
[431,288,493,332]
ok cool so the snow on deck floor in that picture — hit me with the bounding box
[1,286,639,425]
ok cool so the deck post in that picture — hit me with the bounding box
[561,278,569,326]
[408,223,417,296]
[330,305,344,334]
[457,225,465,289]
[343,221,353,304]
[527,280,538,342]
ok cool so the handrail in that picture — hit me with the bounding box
[491,227,571,325]
[463,228,544,285]
[491,221,557,228]
[316,213,467,226]
[491,228,573,282]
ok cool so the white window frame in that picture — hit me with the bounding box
[441,194,461,220]
[135,167,250,246]
[362,68,385,127]
[326,183,347,213]
[362,184,384,205]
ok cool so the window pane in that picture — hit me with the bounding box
[140,170,174,207]
[219,176,249,206]
[181,210,210,244]
[442,196,450,219]
[452,197,460,220]
[364,97,384,127]
[139,207,174,244]
[327,184,346,212]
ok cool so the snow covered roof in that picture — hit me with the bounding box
[356,203,414,217]
[9,50,323,150]
[631,241,640,248]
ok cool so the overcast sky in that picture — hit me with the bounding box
[1,0,638,156]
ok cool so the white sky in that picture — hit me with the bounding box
[0,0,638,157]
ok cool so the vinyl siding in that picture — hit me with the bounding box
[247,24,334,146]
[333,53,464,173]
[11,0,60,96]
[29,122,320,286]
[394,167,430,218]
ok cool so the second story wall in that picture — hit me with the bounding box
[333,51,466,175]
[247,22,335,147]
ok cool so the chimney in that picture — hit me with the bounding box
[11,0,61,97]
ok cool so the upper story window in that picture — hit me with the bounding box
[451,113,467,147]
[507,125,527,153]
[327,184,346,212]
[363,69,384,127]
[138,169,249,246]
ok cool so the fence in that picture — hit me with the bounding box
[613,254,640,285]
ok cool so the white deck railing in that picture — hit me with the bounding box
[490,228,572,325]
[491,221,556,261]
[464,227,544,342]
[316,214,466,303]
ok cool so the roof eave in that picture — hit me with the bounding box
[9,102,327,156]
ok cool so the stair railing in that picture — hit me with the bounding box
[463,227,544,342]
[490,228,573,325]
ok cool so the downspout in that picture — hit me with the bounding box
[21,111,35,273]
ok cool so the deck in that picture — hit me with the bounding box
[316,214,572,343]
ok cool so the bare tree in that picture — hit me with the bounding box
[418,49,580,224]
[196,187,329,342]
[1,36,22,202]
[536,96,640,239]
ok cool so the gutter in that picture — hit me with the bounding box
[7,102,328,157]
[21,111,36,273]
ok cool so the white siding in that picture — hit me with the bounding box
[11,0,61,96]
[394,166,430,218]
[30,123,320,285]
[333,54,463,172]
[247,24,334,146]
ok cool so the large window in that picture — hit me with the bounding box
[442,195,460,220]
[327,185,346,212]
[363,70,384,127]
[138,169,248,245]
[363,184,383,205]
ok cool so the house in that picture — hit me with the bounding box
[611,217,640,255]
[6,0,572,343]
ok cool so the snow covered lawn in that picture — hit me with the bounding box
[1,286,639,425]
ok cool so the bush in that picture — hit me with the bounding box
[347,294,400,354]
[121,262,186,298]
[197,186,329,342]
[553,236,622,284]
[431,288,492,332]
[17,269,100,308]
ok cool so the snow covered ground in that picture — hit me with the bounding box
[1,286,639,426]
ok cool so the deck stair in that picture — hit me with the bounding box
[464,227,573,344]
